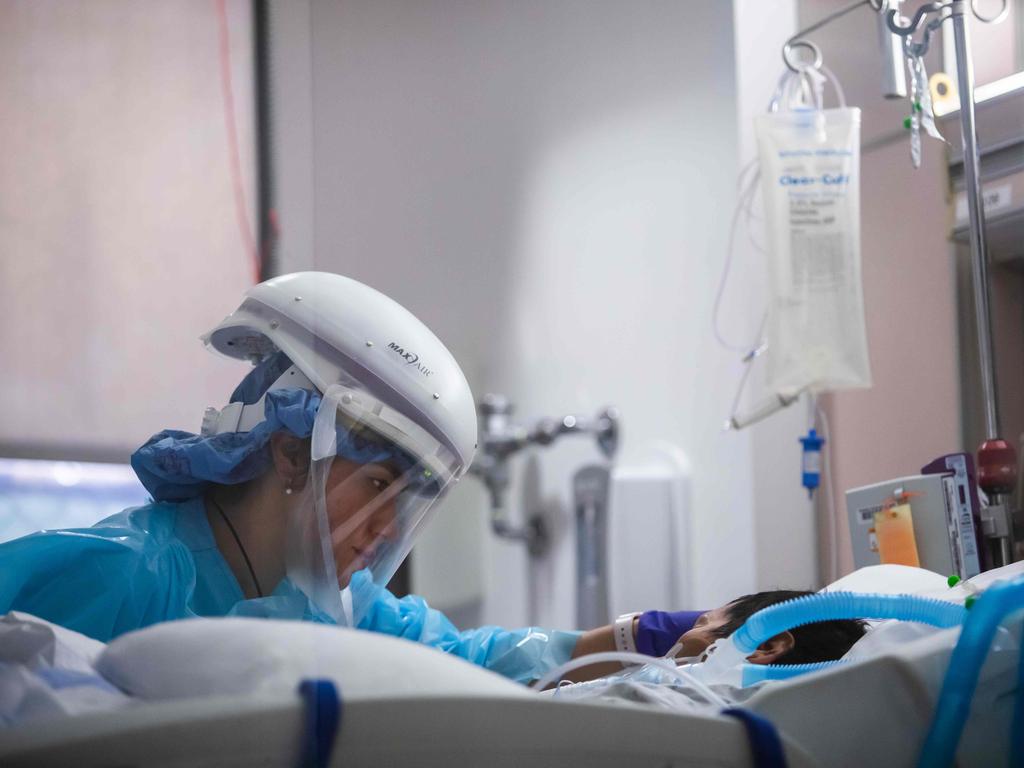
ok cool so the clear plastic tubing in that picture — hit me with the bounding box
[916,575,1024,768]
[530,650,729,708]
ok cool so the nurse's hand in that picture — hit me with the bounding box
[559,608,706,684]
[635,609,706,657]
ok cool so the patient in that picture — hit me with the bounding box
[552,590,868,709]
[563,589,867,687]
[675,590,868,665]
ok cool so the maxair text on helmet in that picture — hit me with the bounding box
[387,342,433,378]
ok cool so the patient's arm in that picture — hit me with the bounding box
[561,617,640,682]
[553,608,709,685]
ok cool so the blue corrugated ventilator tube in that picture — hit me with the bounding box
[723,592,967,687]
[915,574,1024,768]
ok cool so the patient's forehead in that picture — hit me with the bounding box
[698,605,731,626]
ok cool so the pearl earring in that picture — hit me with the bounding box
[284,486,293,496]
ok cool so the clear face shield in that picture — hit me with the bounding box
[285,383,460,627]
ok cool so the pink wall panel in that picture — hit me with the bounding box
[0,0,257,459]
[823,137,960,575]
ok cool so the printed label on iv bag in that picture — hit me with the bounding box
[755,108,872,396]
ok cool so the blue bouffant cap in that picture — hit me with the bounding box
[131,352,411,501]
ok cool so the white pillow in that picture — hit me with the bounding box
[823,561,1024,604]
[96,617,529,702]
[822,564,950,598]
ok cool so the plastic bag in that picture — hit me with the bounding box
[755,105,872,394]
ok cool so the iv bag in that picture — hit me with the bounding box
[755,107,872,395]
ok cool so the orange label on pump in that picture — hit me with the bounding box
[874,503,921,567]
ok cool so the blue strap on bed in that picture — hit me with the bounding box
[722,708,788,768]
[297,679,342,768]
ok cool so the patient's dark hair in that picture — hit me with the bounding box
[713,590,868,665]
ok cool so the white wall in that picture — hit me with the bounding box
[0,0,257,460]
[273,0,770,629]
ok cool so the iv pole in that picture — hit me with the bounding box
[935,3,1020,567]
[784,0,1019,566]
[943,4,999,439]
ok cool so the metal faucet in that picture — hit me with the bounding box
[468,393,620,556]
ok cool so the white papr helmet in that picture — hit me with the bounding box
[200,272,478,484]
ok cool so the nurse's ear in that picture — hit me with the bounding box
[745,631,795,665]
[269,432,311,492]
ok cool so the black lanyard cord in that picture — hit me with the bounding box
[209,497,265,598]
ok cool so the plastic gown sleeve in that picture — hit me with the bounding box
[0,523,194,643]
[357,584,581,684]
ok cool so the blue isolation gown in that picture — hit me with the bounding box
[0,498,580,684]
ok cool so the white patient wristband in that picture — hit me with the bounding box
[614,612,639,655]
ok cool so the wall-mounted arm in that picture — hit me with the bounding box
[468,394,620,555]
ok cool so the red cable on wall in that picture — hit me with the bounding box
[215,0,261,285]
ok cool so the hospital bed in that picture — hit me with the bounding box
[0,620,816,768]
[0,690,817,767]
[1,563,1021,768]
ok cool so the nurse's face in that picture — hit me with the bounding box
[323,456,405,586]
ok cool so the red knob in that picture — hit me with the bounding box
[977,438,1018,496]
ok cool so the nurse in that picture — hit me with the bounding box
[0,272,699,684]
